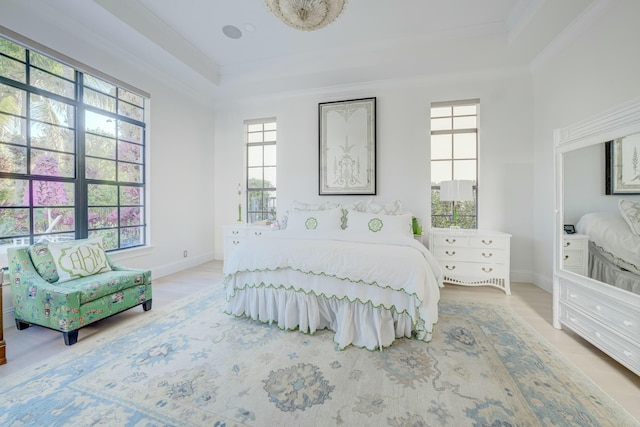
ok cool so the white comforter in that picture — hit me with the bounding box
[223,230,442,349]
[577,212,640,273]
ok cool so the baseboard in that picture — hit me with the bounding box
[532,271,553,293]
[151,252,216,280]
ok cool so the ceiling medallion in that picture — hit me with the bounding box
[264,0,346,31]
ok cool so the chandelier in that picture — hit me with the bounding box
[264,0,346,31]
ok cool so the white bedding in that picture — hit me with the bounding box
[223,230,442,350]
[577,212,640,274]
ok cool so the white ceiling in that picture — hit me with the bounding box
[10,0,595,101]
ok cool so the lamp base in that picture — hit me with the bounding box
[448,225,461,230]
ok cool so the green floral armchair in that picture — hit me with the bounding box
[8,243,152,345]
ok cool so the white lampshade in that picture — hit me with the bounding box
[440,180,473,202]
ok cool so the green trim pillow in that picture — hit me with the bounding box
[48,238,112,283]
[345,210,413,237]
[287,207,343,231]
[619,199,640,236]
[28,243,60,283]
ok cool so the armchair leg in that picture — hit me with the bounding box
[15,320,30,330]
[142,299,152,311]
[63,330,78,346]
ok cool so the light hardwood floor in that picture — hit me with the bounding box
[1,260,639,423]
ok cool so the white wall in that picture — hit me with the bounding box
[214,69,536,282]
[531,0,640,291]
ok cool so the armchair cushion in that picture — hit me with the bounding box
[28,243,59,283]
[48,238,111,283]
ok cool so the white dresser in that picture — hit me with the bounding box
[223,224,271,260]
[561,234,589,276]
[428,228,511,295]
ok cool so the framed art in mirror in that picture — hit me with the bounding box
[319,97,376,195]
[605,132,640,194]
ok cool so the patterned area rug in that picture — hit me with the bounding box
[0,284,637,427]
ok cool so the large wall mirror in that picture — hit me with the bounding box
[553,97,640,376]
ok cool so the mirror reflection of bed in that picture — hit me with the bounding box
[563,140,640,295]
[554,98,640,377]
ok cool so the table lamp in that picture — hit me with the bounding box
[440,180,473,228]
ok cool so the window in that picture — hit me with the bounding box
[430,99,479,229]
[245,118,276,223]
[0,34,148,255]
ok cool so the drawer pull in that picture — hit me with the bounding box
[569,293,576,299]
[232,230,239,235]
[482,252,493,258]
[623,320,632,327]
[482,267,493,273]
[623,351,632,358]
[233,240,240,245]
[564,255,569,260]
[481,239,493,245]
[445,265,456,270]
[564,241,571,247]
[445,238,456,244]
[445,250,456,256]
[254,231,262,236]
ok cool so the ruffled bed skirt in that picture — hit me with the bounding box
[224,286,432,350]
[589,243,640,295]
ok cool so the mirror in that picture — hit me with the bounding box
[553,97,640,377]
[562,135,640,287]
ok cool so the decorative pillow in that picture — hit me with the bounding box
[48,237,111,283]
[619,199,640,236]
[345,209,413,237]
[286,207,343,232]
[364,198,403,215]
[28,243,60,283]
[292,200,340,211]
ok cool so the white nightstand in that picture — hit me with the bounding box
[223,224,272,260]
[562,233,589,276]
[428,228,511,295]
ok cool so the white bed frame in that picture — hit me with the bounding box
[554,96,640,376]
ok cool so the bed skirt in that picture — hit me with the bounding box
[589,242,640,295]
[224,286,432,350]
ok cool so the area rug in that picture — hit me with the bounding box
[0,284,637,427]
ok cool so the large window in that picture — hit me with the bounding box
[245,118,276,223]
[0,34,148,255]
[430,99,479,229]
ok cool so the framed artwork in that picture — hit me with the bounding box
[606,132,640,194]
[319,97,376,195]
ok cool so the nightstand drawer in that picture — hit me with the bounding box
[432,235,470,247]
[469,235,507,249]
[563,250,585,267]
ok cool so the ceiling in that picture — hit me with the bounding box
[12,0,595,101]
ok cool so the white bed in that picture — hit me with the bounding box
[223,209,442,350]
[576,211,640,295]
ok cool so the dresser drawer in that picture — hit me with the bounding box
[563,249,585,268]
[560,303,640,375]
[469,235,507,249]
[440,261,507,280]
[433,246,506,264]
[560,281,640,342]
[432,235,470,248]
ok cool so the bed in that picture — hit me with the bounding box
[576,211,640,295]
[223,206,443,350]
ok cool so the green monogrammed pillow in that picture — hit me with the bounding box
[48,237,111,283]
[619,199,640,236]
[28,243,60,283]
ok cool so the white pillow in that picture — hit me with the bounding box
[619,199,640,236]
[48,237,112,283]
[345,209,412,237]
[291,200,339,211]
[364,198,403,215]
[286,207,343,232]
